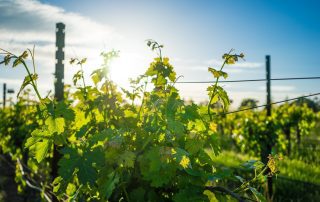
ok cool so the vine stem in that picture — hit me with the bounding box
[21,60,42,101]
[80,63,87,89]
[233,165,268,193]
[138,77,148,118]
[205,186,246,202]
[207,49,233,121]
[16,157,52,202]
[0,49,42,102]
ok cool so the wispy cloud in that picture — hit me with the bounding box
[172,57,262,72]
[259,85,296,92]
[169,57,263,82]
[0,0,119,45]
[0,0,124,95]
[0,78,23,85]
[205,59,263,69]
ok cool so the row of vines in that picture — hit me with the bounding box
[216,101,318,163]
[0,41,314,201]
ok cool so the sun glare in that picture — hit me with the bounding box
[109,56,130,85]
[108,51,148,88]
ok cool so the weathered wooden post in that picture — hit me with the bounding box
[265,55,273,198]
[54,22,65,101]
[266,55,271,117]
[52,23,65,201]
[3,83,6,108]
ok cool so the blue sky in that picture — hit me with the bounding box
[0,0,319,107]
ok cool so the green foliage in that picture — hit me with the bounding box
[211,150,320,185]
[0,44,270,201]
[206,50,244,120]
[239,98,259,109]
[17,74,38,97]
[210,150,320,201]
[221,101,317,158]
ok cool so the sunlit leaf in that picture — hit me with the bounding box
[17,74,38,97]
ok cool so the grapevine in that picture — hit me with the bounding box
[0,42,280,202]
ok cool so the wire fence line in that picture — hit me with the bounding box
[174,76,320,84]
[170,75,320,116]
[3,74,320,115]
[212,92,320,116]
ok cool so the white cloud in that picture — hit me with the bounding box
[259,85,295,92]
[231,62,263,69]
[205,59,262,68]
[0,78,22,85]
[0,0,127,96]
[172,57,263,75]
[0,0,119,45]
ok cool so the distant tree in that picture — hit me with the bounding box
[183,98,194,105]
[239,98,258,109]
[293,97,319,112]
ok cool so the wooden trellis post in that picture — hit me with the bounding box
[54,22,65,101]
[52,23,65,201]
[265,55,273,198]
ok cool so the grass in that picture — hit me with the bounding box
[212,150,320,185]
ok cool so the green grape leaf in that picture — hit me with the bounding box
[222,54,237,64]
[139,147,176,187]
[166,92,182,118]
[220,71,228,79]
[25,128,53,162]
[91,72,101,85]
[98,170,119,200]
[66,183,77,196]
[182,104,200,121]
[34,139,52,163]
[26,128,52,144]
[21,50,28,59]
[249,187,267,202]
[208,68,228,79]
[145,58,159,77]
[58,147,104,186]
[91,69,105,85]
[167,119,185,135]
[72,70,83,86]
[216,86,230,110]
[79,58,87,64]
[118,151,136,168]
[185,138,204,154]
[88,128,112,146]
[203,190,219,202]
[172,147,191,169]
[208,67,220,78]
[45,117,65,134]
[13,58,22,67]
[55,102,75,122]
[1,54,11,65]
[152,75,166,86]
[25,135,41,148]
[17,74,38,97]
[52,176,63,193]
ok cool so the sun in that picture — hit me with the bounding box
[109,56,131,86]
[108,51,149,88]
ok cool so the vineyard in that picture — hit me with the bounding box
[0,40,319,202]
